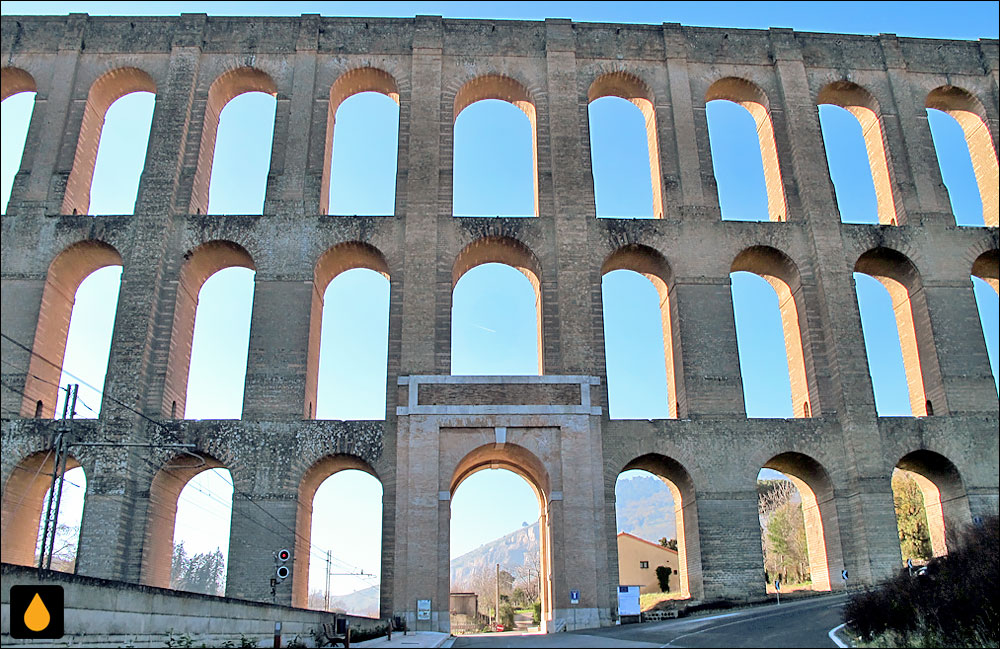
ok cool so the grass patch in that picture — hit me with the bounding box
[640,591,686,611]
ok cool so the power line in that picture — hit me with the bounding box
[2,332,380,582]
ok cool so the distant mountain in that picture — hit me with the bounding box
[449,476,677,587]
[614,475,677,542]
[327,585,379,618]
[451,522,541,587]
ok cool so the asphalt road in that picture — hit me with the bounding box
[451,592,850,648]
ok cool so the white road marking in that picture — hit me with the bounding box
[658,594,850,648]
[828,622,849,648]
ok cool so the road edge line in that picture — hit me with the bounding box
[828,622,849,648]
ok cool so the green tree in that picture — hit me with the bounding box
[658,537,678,551]
[171,542,226,596]
[766,501,810,583]
[655,565,672,592]
[892,470,932,562]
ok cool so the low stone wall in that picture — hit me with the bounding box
[1,563,382,647]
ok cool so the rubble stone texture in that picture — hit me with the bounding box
[1,14,997,632]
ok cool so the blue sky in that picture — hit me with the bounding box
[4,0,998,606]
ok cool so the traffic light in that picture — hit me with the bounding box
[275,549,291,582]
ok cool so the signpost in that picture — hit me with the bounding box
[570,590,580,629]
[842,569,848,589]
[774,580,780,605]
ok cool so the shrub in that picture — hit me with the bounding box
[532,601,541,624]
[655,565,672,592]
[845,516,998,648]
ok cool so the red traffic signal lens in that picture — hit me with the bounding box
[277,549,290,562]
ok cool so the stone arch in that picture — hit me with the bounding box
[162,240,256,418]
[321,67,400,215]
[588,72,664,219]
[1,66,36,101]
[0,449,83,567]
[138,451,228,588]
[926,86,998,227]
[601,244,683,417]
[705,77,787,222]
[895,449,972,558]
[761,452,844,591]
[189,67,277,215]
[450,443,553,630]
[731,246,818,418]
[817,81,901,225]
[971,249,999,293]
[293,454,381,608]
[22,240,123,418]
[454,74,539,216]
[453,236,543,374]
[617,454,702,599]
[855,247,945,416]
[61,67,156,216]
[305,241,391,418]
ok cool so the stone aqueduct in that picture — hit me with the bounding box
[1,13,998,632]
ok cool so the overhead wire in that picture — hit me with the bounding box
[2,333,378,583]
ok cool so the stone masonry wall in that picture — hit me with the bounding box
[1,13,998,633]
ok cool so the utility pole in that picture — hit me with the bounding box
[495,563,500,629]
[38,384,77,571]
[325,550,332,611]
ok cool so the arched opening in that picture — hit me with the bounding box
[450,468,542,634]
[818,103,879,224]
[452,237,543,376]
[184,267,255,419]
[171,467,233,596]
[450,444,552,633]
[61,67,156,216]
[588,72,662,218]
[21,241,123,419]
[926,86,999,227]
[55,265,123,418]
[323,67,400,216]
[1,67,36,214]
[453,75,538,217]
[294,456,382,611]
[307,242,390,420]
[190,67,277,216]
[162,241,255,419]
[88,91,155,215]
[139,453,232,591]
[617,455,702,601]
[306,469,382,615]
[758,453,843,594]
[971,250,999,394]
[731,273,795,417]
[705,78,786,222]
[731,247,815,418]
[614,469,685,612]
[601,245,681,418]
[854,248,944,417]
[1,451,84,571]
[817,81,900,225]
[893,450,971,563]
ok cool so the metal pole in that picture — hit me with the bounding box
[37,386,71,569]
[495,563,500,629]
[46,384,76,570]
[325,550,332,611]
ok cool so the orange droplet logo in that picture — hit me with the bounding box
[24,592,50,632]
